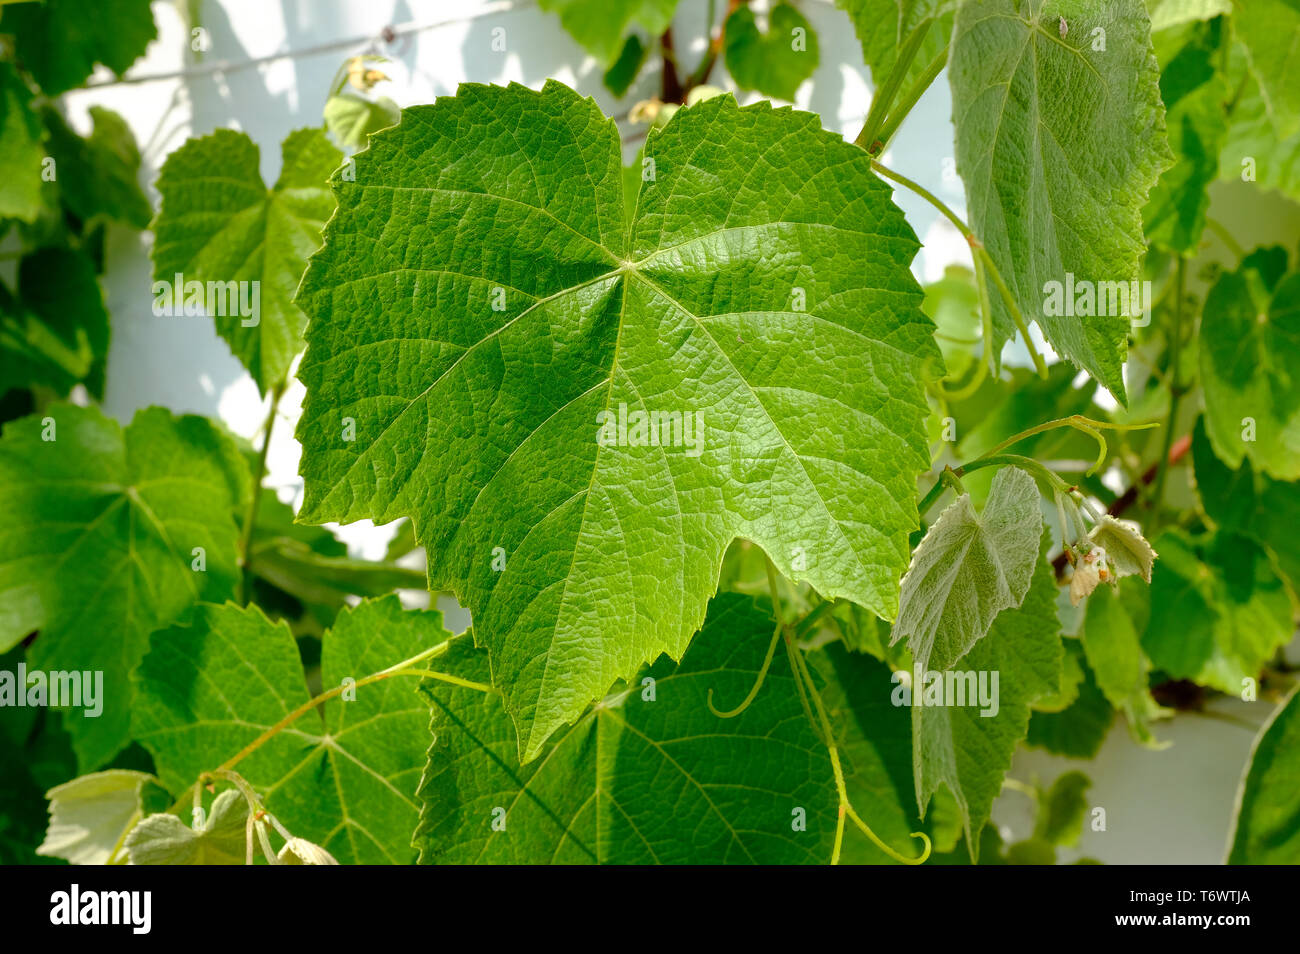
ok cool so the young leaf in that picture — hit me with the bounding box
[912,534,1063,859]
[724,3,820,101]
[538,0,681,65]
[0,62,47,223]
[1227,685,1300,863]
[1198,267,1300,480]
[1081,582,1147,710]
[124,789,248,865]
[948,0,1173,400]
[891,466,1043,673]
[36,770,155,865]
[323,93,401,151]
[133,596,443,864]
[1088,515,1157,582]
[0,405,247,768]
[1034,769,1090,847]
[415,593,916,864]
[295,82,937,760]
[151,127,342,395]
[4,0,157,95]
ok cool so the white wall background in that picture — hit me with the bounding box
[55,0,1286,864]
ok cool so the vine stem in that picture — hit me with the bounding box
[1151,257,1187,518]
[855,21,932,150]
[237,381,286,605]
[165,639,493,817]
[763,554,930,865]
[868,159,1049,378]
[873,44,949,150]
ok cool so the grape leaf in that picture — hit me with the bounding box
[891,466,1043,673]
[36,769,155,865]
[42,105,152,230]
[415,593,916,864]
[0,405,247,769]
[948,0,1173,400]
[4,0,157,95]
[133,596,443,864]
[0,62,46,223]
[0,247,110,399]
[1232,0,1300,140]
[1034,769,1090,847]
[324,93,400,151]
[1191,415,1257,534]
[152,127,342,395]
[1199,266,1300,480]
[1227,684,1300,863]
[1218,50,1300,203]
[912,533,1063,859]
[125,789,248,865]
[538,0,680,66]
[1080,582,1147,709]
[724,3,820,102]
[1026,646,1114,758]
[295,82,937,760]
[603,34,649,97]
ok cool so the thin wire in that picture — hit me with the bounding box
[84,0,538,89]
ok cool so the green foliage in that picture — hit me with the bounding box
[152,127,342,395]
[2,0,156,95]
[723,3,819,101]
[1229,685,1300,863]
[948,0,1173,398]
[295,82,936,761]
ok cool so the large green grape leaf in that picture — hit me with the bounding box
[415,593,917,864]
[1232,0,1300,140]
[0,247,110,399]
[891,466,1043,673]
[1142,19,1228,254]
[0,62,46,223]
[913,534,1063,859]
[4,0,157,95]
[1228,685,1300,863]
[538,0,680,66]
[0,405,246,769]
[724,3,820,102]
[152,127,342,395]
[836,0,956,93]
[132,597,442,864]
[42,105,152,231]
[295,82,937,761]
[1199,266,1300,480]
[948,0,1173,400]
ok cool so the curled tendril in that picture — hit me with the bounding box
[707,618,784,718]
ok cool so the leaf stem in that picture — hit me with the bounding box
[237,381,286,605]
[874,44,949,150]
[1151,257,1187,518]
[856,21,932,150]
[979,414,1158,476]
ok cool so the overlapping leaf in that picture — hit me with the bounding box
[133,597,442,864]
[538,0,680,65]
[948,0,1173,399]
[415,593,917,864]
[42,105,151,230]
[891,466,1043,672]
[0,62,46,223]
[1228,685,1300,863]
[0,405,246,768]
[1232,0,1300,140]
[836,0,955,94]
[152,127,342,394]
[1199,265,1300,480]
[912,533,1063,858]
[295,82,937,760]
